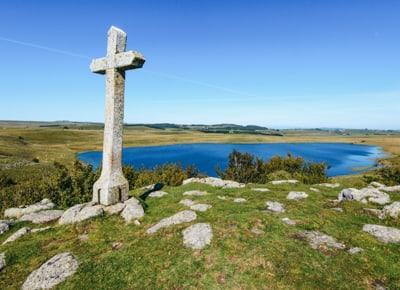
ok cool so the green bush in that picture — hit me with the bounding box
[364,165,400,186]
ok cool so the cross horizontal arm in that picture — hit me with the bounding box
[90,51,145,74]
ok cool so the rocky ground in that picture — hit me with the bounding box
[0,178,399,289]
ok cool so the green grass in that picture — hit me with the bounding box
[1,181,399,289]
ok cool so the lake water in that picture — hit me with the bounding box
[77,143,386,177]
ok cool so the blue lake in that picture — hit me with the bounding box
[78,143,386,177]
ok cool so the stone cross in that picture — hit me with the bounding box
[90,26,145,205]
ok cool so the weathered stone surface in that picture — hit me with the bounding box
[296,231,346,251]
[182,223,213,250]
[149,191,168,198]
[287,191,308,200]
[251,188,270,192]
[31,226,51,233]
[190,204,212,212]
[183,177,245,188]
[310,187,320,192]
[271,180,299,185]
[281,217,297,226]
[121,198,144,223]
[381,202,400,219]
[4,199,55,219]
[3,227,31,245]
[217,196,227,200]
[183,190,208,196]
[265,201,285,213]
[370,181,386,188]
[0,252,5,272]
[179,199,195,207]
[91,26,145,206]
[348,247,363,254]
[381,185,400,192]
[59,203,104,225]
[0,222,10,235]
[331,207,344,212]
[146,210,197,234]
[19,210,64,224]
[21,252,79,290]
[362,224,400,243]
[103,202,125,215]
[233,198,246,203]
[338,188,390,205]
[317,183,341,188]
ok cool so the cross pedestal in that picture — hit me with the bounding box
[90,26,145,205]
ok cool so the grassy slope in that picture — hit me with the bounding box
[0,181,399,289]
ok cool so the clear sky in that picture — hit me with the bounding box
[0,0,399,129]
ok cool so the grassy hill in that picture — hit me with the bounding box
[0,180,399,289]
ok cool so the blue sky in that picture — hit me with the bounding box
[0,0,399,129]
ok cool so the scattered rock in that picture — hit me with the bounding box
[382,202,400,219]
[146,210,197,234]
[295,231,346,251]
[121,198,144,223]
[317,183,341,188]
[217,196,227,200]
[31,227,51,233]
[281,217,297,226]
[112,241,123,250]
[134,220,141,226]
[265,201,285,213]
[310,187,320,193]
[370,181,385,188]
[179,199,195,207]
[190,204,212,212]
[348,247,363,254]
[4,199,55,219]
[59,203,104,225]
[19,210,64,224]
[362,224,400,244]
[287,191,308,201]
[331,208,343,212]
[21,252,79,290]
[103,203,125,215]
[148,191,168,198]
[233,198,246,203]
[338,188,390,205]
[0,222,10,235]
[0,252,5,272]
[183,190,208,196]
[271,180,299,185]
[251,188,270,192]
[182,223,213,250]
[2,227,31,245]
[183,177,245,188]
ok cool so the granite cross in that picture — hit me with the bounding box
[90,26,145,205]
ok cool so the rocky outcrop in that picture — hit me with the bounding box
[21,252,79,290]
[146,210,197,234]
[183,177,245,188]
[362,224,400,244]
[190,204,212,212]
[0,220,13,235]
[338,188,390,205]
[121,198,144,223]
[4,199,55,219]
[59,203,104,225]
[182,223,213,250]
[19,210,64,224]
[179,199,195,207]
[265,201,285,213]
[382,202,400,219]
[103,203,125,215]
[287,191,308,201]
[2,227,31,245]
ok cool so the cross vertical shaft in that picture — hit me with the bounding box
[90,26,145,205]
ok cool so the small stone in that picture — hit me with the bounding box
[146,210,197,234]
[112,241,123,250]
[317,183,341,188]
[183,190,208,196]
[295,230,346,251]
[134,220,141,226]
[190,204,212,212]
[179,199,195,207]
[103,203,125,215]
[19,210,64,224]
[121,198,144,223]
[348,247,363,254]
[287,191,308,201]
[148,191,168,198]
[382,202,400,219]
[0,252,5,272]
[251,188,270,192]
[183,177,244,188]
[233,198,246,203]
[281,217,297,226]
[271,180,299,185]
[21,252,79,290]
[182,223,213,250]
[310,187,320,192]
[31,227,51,233]
[217,196,227,200]
[331,208,343,212]
[265,201,285,213]
[362,224,400,244]
[2,227,31,245]
[59,203,104,225]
